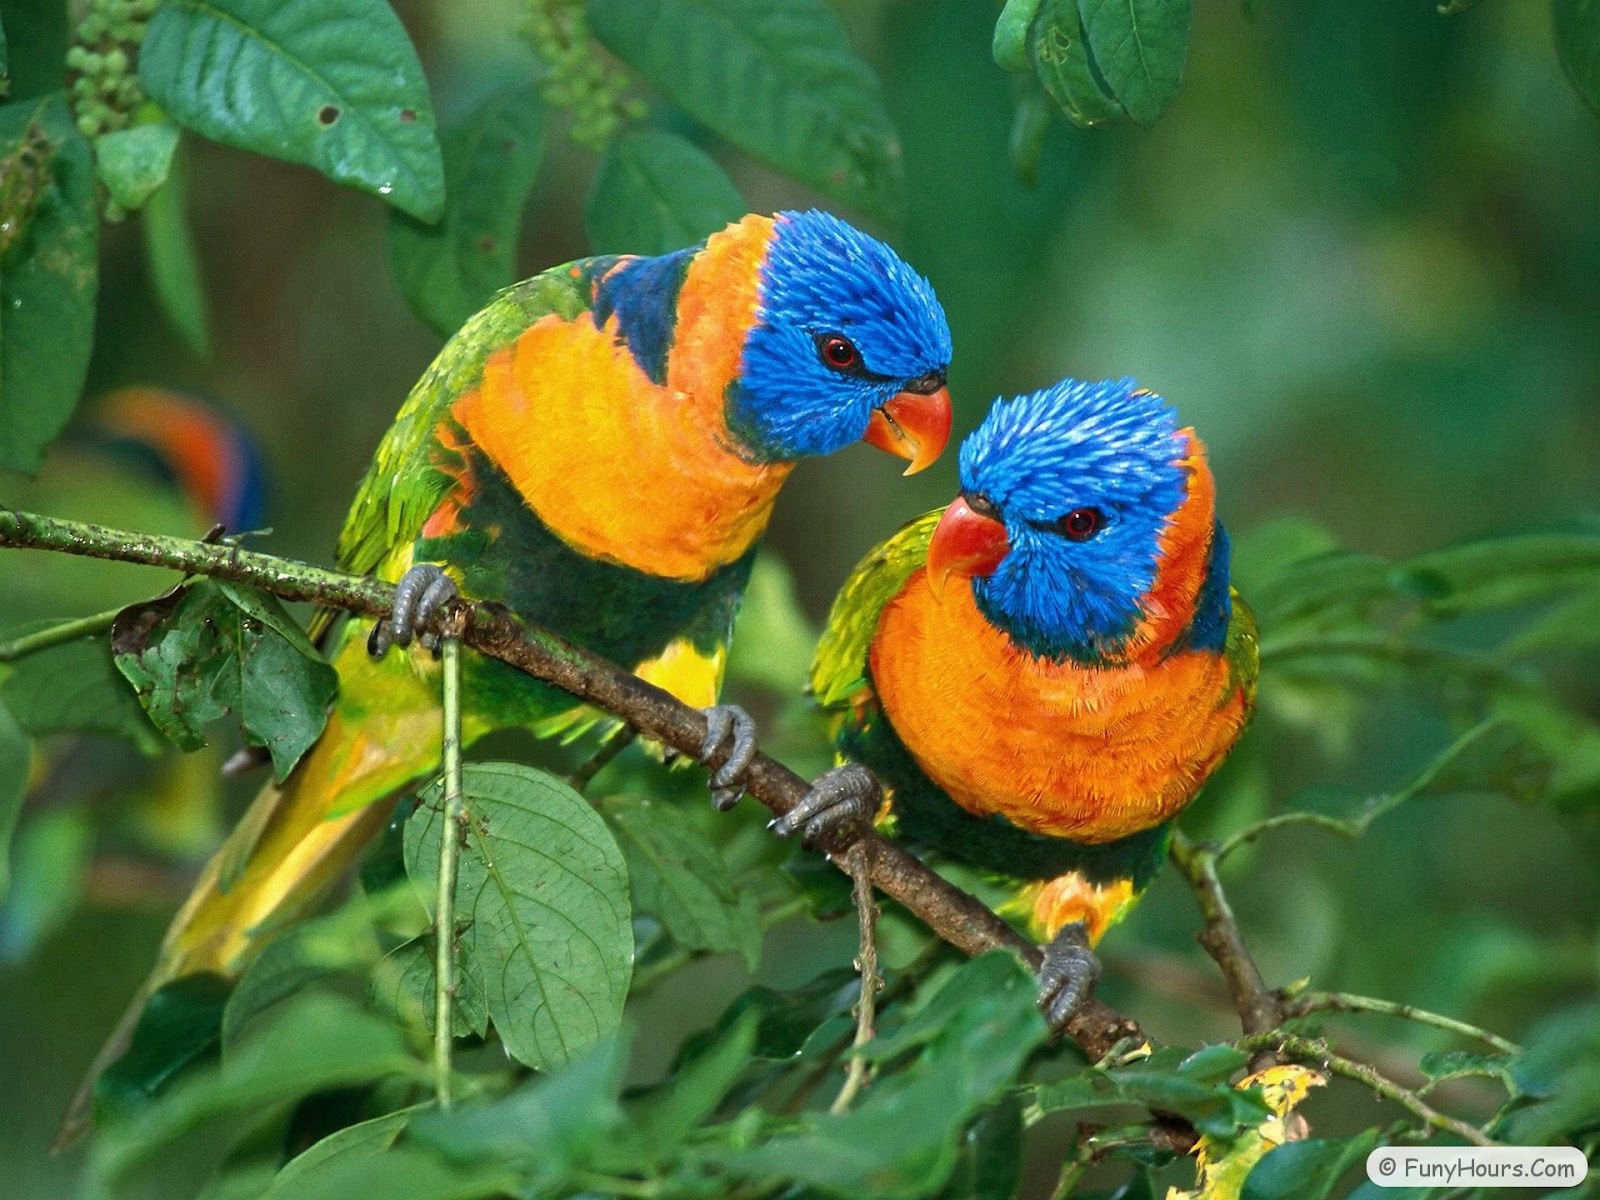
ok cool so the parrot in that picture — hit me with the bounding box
[780,377,1256,1028]
[94,209,953,1073]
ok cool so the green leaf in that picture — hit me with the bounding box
[94,120,179,209]
[1034,1049,1271,1138]
[0,633,161,753]
[410,1034,627,1186]
[936,1095,1025,1200]
[96,973,232,1123]
[629,1010,756,1153]
[725,953,1048,1198]
[0,699,28,902]
[0,805,91,962]
[389,78,545,338]
[263,1143,513,1200]
[589,0,903,220]
[1394,525,1600,617]
[142,140,212,355]
[1076,0,1192,127]
[602,794,760,968]
[378,935,489,1039]
[1555,0,1600,116]
[112,581,338,779]
[94,990,424,1181]
[727,552,818,693]
[585,130,745,256]
[404,763,633,1071]
[263,1108,416,1200]
[1418,1048,1520,1092]
[0,92,99,472]
[1240,1131,1381,1200]
[138,0,445,220]
[1029,0,1124,127]
[994,0,1046,73]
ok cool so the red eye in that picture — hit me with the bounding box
[820,335,859,371]
[1060,508,1103,540]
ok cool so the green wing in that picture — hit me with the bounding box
[809,508,942,709]
[1224,586,1260,708]
[335,269,596,578]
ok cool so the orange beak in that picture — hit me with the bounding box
[926,495,1009,599]
[863,381,952,476]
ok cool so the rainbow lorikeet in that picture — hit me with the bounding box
[131,210,953,1001]
[781,378,1256,1027]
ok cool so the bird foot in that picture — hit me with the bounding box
[1038,921,1102,1032]
[769,763,879,843]
[368,564,459,657]
[701,704,758,812]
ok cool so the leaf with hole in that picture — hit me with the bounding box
[390,78,545,338]
[404,763,633,1071]
[112,581,338,779]
[1029,0,1123,127]
[589,0,902,220]
[139,0,444,219]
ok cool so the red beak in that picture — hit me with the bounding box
[863,384,952,476]
[926,495,1009,599]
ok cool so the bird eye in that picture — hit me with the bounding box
[1059,507,1104,541]
[819,334,860,372]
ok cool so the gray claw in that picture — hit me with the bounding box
[1037,921,1102,1032]
[373,564,457,657]
[771,763,879,842]
[700,704,757,812]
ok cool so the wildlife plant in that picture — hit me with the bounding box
[2,2,1598,1199]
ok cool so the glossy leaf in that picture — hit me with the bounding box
[390,78,545,338]
[138,0,445,220]
[96,973,232,1123]
[1240,1131,1381,1200]
[0,700,27,902]
[586,130,744,256]
[112,581,337,779]
[94,120,179,209]
[589,0,902,220]
[404,763,633,1071]
[602,794,760,968]
[1029,0,1123,127]
[1076,0,1192,127]
[1555,0,1600,117]
[0,92,99,472]
[142,143,211,355]
[0,633,162,753]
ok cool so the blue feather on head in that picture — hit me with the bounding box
[728,210,953,461]
[958,378,1193,663]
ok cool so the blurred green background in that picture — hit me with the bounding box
[3,0,1598,1196]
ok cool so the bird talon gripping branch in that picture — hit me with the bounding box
[700,703,759,811]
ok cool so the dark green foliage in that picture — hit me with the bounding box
[112,581,338,780]
[1,632,161,752]
[389,78,546,338]
[1240,1132,1380,1200]
[1554,0,1600,116]
[586,130,746,256]
[0,699,27,902]
[0,92,98,472]
[138,0,444,220]
[589,0,903,221]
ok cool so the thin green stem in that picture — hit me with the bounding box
[1213,720,1502,865]
[1283,989,1521,1056]
[433,635,466,1109]
[0,607,121,661]
[1239,1032,1498,1146]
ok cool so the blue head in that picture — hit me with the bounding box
[928,378,1201,663]
[727,211,954,470]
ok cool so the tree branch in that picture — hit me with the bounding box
[1170,831,1281,1039]
[1281,989,1521,1056]
[0,507,1145,1060]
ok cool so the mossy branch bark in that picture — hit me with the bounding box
[0,507,1146,1060]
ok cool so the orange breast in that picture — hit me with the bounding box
[869,572,1248,844]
